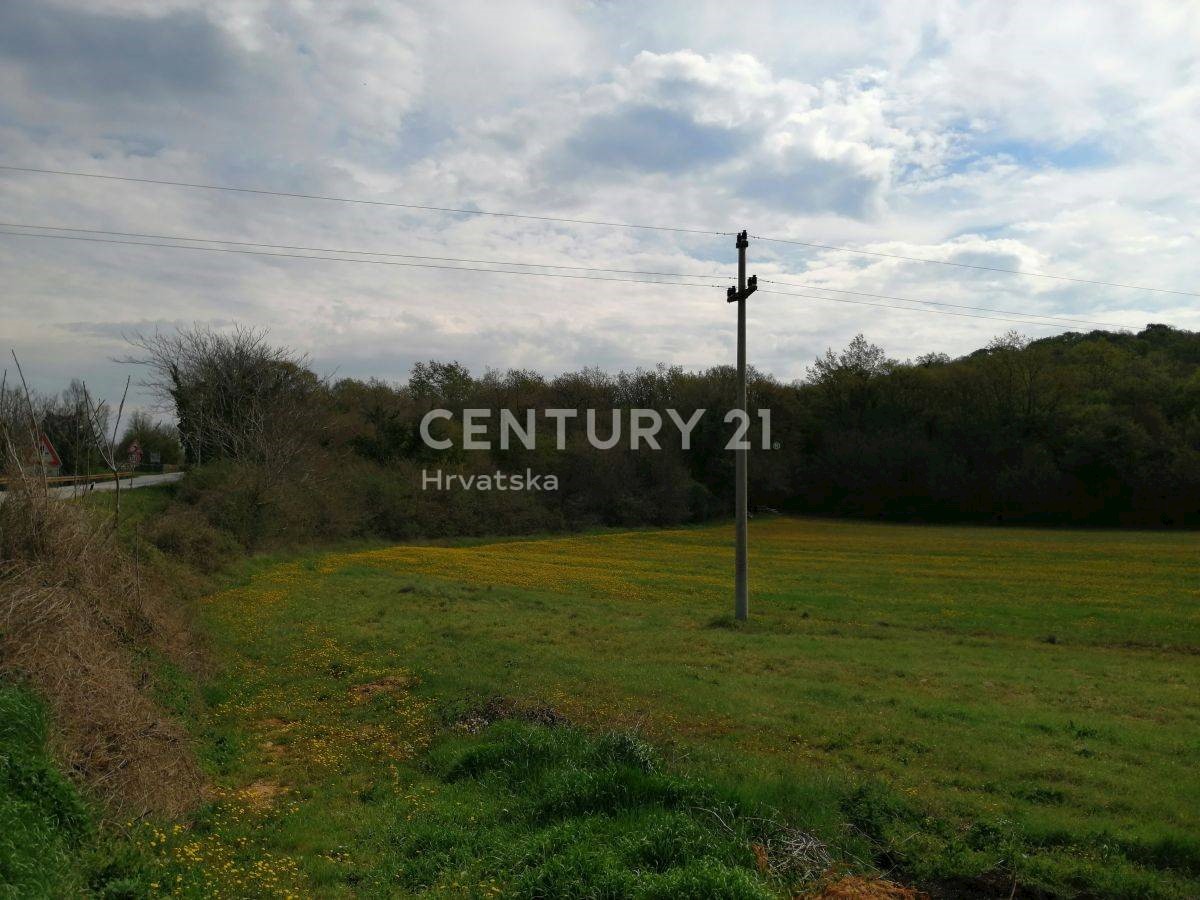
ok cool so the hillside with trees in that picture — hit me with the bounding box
[105,323,1200,551]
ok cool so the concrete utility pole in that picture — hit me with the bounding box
[727,230,757,620]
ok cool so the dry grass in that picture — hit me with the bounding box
[0,479,205,817]
[807,874,925,899]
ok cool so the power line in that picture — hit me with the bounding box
[1,164,1192,298]
[0,228,725,289]
[752,234,1200,299]
[0,226,1125,330]
[0,221,726,280]
[757,288,1105,331]
[0,164,728,238]
[0,220,1132,327]
[759,278,1124,330]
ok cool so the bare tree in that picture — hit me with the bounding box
[7,351,50,492]
[124,325,326,486]
[82,376,131,530]
[64,379,96,496]
[0,369,23,485]
[1,358,55,561]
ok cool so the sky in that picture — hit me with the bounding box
[1,0,1198,411]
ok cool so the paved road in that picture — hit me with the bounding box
[0,471,184,503]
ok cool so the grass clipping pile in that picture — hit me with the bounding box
[0,480,204,816]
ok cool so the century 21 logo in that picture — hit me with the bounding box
[418,408,774,451]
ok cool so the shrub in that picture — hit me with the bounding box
[178,456,364,549]
[151,509,239,573]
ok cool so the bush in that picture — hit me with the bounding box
[150,509,239,573]
[345,459,562,541]
[178,456,364,549]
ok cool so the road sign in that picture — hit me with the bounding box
[38,433,61,468]
[22,433,61,468]
[128,440,143,466]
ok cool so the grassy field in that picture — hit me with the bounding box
[0,683,91,897]
[9,509,1199,896]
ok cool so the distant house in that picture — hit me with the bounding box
[20,432,62,477]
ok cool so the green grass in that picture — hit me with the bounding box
[390,722,778,898]
[81,482,177,534]
[0,682,90,898]
[20,514,1199,896]
[0,682,183,899]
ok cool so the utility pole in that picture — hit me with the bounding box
[727,230,756,621]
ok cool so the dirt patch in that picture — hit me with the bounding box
[241,780,285,807]
[451,695,569,734]
[259,739,287,760]
[348,674,412,701]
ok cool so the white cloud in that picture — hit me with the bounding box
[1,0,1197,412]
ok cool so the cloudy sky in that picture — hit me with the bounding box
[1,0,1198,409]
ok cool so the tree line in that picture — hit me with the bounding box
[142,323,1200,539]
[5,322,1198,548]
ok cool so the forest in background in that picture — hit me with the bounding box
[6,323,1199,560]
